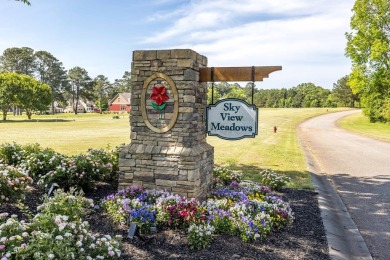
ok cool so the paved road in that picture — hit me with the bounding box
[299,110,390,260]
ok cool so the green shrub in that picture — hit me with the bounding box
[23,148,67,180]
[187,223,215,249]
[34,189,94,222]
[39,153,114,192]
[0,190,122,259]
[87,148,118,181]
[0,165,33,203]
[0,142,24,166]
[213,165,242,186]
[257,169,290,190]
[21,143,42,157]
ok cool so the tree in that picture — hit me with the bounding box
[112,71,131,94]
[0,47,36,76]
[332,75,358,107]
[35,51,68,114]
[67,67,93,115]
[17,74,52,119]
[345,0,390,122]
[0,72,20,120]
[227,84,247,101]
[15,0,31,5]
[93,75,111,114]
[0,72,51,120]
[207,83,221,104]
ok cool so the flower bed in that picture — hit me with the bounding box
[0,190,121,259]
[0,142,120,193]
[0,142,299,257]
[102,181,294,249]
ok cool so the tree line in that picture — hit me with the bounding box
[207,78,359,109]
[9,0,390,123]
[1,47,359,121]
[0,47,131,120]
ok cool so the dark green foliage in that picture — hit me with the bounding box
[208,82,338,108]
[345,0,390,122]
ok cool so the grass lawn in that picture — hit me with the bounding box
[337,111,390,142]
[208,107,351,189]
[1,108,351,189]
[0,113,130,155]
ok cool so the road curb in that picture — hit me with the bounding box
[298,128,373,260]
[311,172,372,260]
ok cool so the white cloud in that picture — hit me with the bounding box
[141,0,355,88]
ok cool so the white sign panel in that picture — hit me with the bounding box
[206,99,258,140]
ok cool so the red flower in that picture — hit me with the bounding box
[150,86,169,106]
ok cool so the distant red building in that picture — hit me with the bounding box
[108,93,131,112]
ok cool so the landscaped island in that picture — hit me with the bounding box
[0,143,328,259]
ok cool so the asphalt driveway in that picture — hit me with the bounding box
[299,110,390,260]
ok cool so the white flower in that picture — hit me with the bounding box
[55,216,62,224]
[48,253,55,259]
[58,223,67,231]
[55,235,63,240]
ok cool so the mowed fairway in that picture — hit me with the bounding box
[0,108,351,188]
[0,114,130,155]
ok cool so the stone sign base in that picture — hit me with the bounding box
[119,143,213,199]
[118,49,214,200]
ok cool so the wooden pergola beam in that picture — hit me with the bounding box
[199,66,282,82]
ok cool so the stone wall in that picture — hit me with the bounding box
[118,49,214,200]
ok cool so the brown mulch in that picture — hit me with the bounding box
[1,182,330,260]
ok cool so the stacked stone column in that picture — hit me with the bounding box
[118,49,214,199]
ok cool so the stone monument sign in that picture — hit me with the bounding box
[119,49,214,200]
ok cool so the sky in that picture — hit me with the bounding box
[0,0,355,89]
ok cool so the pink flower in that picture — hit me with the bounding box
[0,244,5,250]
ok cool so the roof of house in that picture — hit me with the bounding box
[109,93,131,104]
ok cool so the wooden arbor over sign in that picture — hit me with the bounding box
[199,66,282,82]
[199,66,282,104]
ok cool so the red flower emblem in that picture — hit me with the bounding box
[150,86,169,106]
